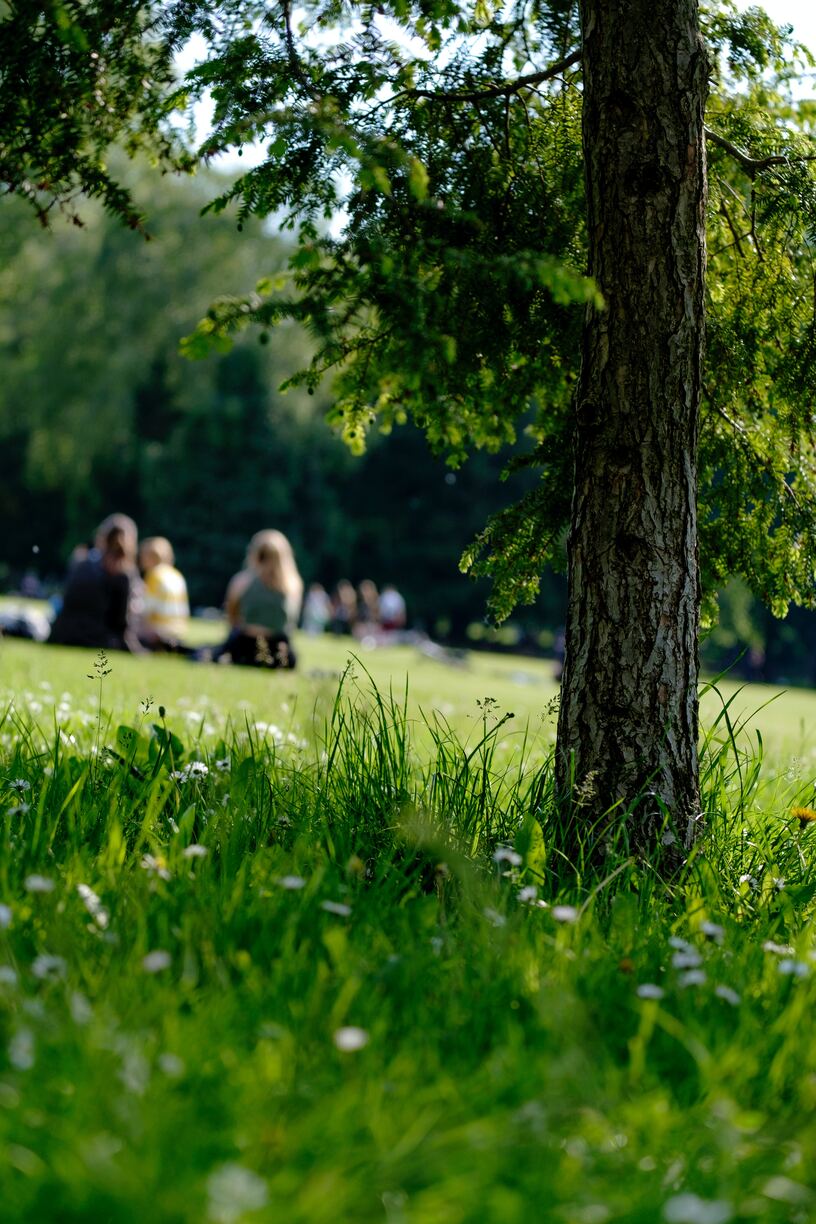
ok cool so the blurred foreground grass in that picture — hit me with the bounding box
[2,634,816,1220]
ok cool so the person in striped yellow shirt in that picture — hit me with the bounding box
[138,536,190,648]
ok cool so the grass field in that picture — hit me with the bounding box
[3,632,816,1221]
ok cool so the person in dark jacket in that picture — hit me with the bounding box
[49,514,141,651]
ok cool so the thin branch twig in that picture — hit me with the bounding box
[705,126,816,177]
[404,47,581,105]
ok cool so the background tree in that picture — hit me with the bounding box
[170,0,816,854]
[4,1,816,856]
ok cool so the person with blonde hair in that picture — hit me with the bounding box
[217,529,303,668]
[139,536,190,649]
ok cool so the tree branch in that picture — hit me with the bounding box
[404,47,581,104]
[710,402,802,509]
[705,127,816,177]
[280,0,317,100]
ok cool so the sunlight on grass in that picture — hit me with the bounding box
[2,636,816,1220]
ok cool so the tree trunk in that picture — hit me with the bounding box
[555,0,709,857]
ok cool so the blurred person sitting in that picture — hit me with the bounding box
[330,579,357,635]
[356,579,380,625]
[379,584,407,632]
[301,582,332,635]
[353,579,380,641]
[139,536,190,650]
[216,529,303,668]
[49,514,141,652]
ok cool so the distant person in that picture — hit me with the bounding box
[217,529,303,668]
[355,579,380,631]
[139,536,190,649]
[330,579,357,635]
[19,570,43,599]
[301,582,332,635]
[379,584,407,632]
[49,514,141,652]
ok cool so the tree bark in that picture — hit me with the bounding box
[556,0,709,857]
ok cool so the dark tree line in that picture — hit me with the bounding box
[0,172,562,636]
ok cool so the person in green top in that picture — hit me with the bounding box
[218,529,304,668]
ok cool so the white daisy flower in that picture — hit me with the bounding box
[24,875,55,894]
[637,983,665,1000]
[333,1026,369,1052]
[142,950,172,973]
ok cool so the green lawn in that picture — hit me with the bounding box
[2,631,816,1221]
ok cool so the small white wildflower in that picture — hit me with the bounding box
[678,969,707,988]
[0,903,11,929]
[738,873,758,889]
[669,936,694,952]
[207,1163,268,1224]
[182,844,208,859]
[7,779,31,794]
[430,935,444,956]
[158,1052,185,1078]
[320,900,352,917]
[763,940,794,956]
[551,905,579,923]
[8,1028,35,1071]
[8,803,30,817]
[0,965,17,986]
[483,906,507,928]
[672,950,702,970]
[254,722,284,745]
[276,875,306,891]
[31,954,66,980]
[76,883,109,929]
[333,1026,369,1052]
[24,875,55,894]
[517,885,538,903]
[700,921,724,944]
[773,877,786,891]
[70,992,93,1025]
[172,761,209,784]
[714,984,741,1006]
[636,983,664,1000]
[492,846,523,867]
[140,854,171,881]
[142,950,172,974]
[778,958,809,978]
[214,758,231,772]
[663,1193,732,1224]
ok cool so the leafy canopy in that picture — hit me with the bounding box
[0,0,187,227]
[4,1,816,623]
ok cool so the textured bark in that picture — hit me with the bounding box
[556,0,708,855]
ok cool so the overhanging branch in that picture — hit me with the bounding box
[705,126,816,177]
[404,47,581,104]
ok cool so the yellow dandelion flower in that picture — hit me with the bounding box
[792,806,816,828]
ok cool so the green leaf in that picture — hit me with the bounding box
[407,157,429,202]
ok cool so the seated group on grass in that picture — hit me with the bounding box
[48,515,301,670]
